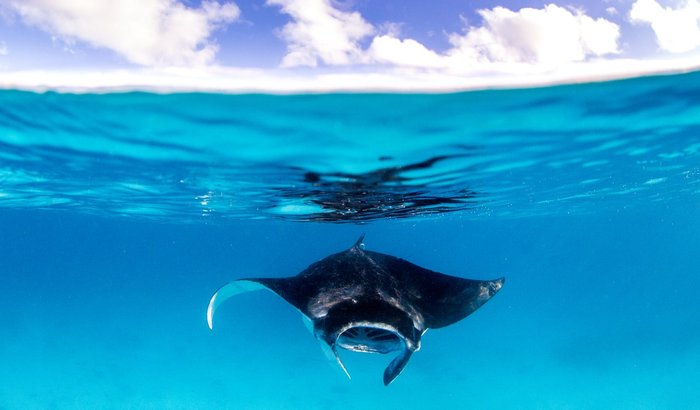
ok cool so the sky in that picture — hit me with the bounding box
[1,0,700,91]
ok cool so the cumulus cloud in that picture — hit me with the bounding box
[269,2,620,69]
[630,0,700,53]
[3,0,240,66]
[367,35,445,68]
[448,4,620,65]
[267,0,373,67]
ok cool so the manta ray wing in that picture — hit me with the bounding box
[363,250,505,329]
[207,277,309,330]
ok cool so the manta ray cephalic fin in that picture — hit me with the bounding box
[332,345,352,380]
[383,347,413,386]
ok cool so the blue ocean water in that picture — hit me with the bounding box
[1,72,699,409]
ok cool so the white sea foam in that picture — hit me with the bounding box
[2,57,700,93]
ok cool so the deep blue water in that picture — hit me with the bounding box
[1,72,699,409]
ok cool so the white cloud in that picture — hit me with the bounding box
[0,41,7,56]
[3,0,240,66]
[4,0,700,92]
[630,0,700,53]
[268,2,620,70]
[448,4,620,65]
[267,0,373,67]
[367,35,445,68]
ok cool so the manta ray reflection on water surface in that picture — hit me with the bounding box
[207,234,504,385]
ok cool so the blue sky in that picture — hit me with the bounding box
[1,0,699,91]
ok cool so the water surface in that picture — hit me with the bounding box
[0,72,699,409]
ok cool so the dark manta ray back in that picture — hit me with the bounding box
[207,234,504,385]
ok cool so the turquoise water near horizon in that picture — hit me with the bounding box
[1,72,699,409]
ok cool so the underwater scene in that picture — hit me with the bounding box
[1,71,699,409]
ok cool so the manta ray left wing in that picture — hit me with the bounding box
[364,250,504,329]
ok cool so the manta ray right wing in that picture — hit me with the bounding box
[207,277,309,330]
[207,277,351,378]
[207,279,272,330]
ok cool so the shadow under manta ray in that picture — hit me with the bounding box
[207,234,504,386]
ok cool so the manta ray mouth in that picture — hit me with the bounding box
[336,323,404,354]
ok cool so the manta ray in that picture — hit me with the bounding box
[207,234,504,385]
